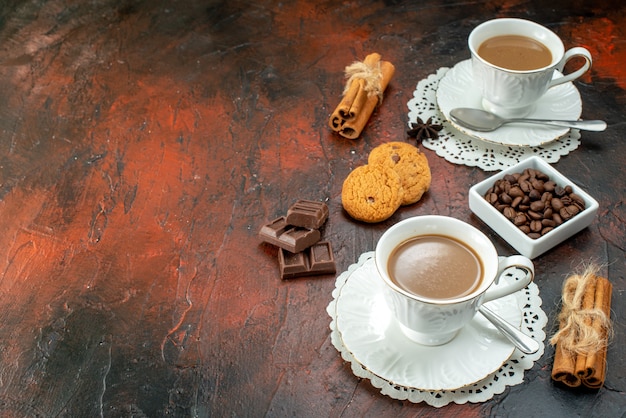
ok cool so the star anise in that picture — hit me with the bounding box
[407,116,443,142]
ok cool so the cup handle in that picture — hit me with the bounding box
[548,47,592,88]
[482,256,535,303]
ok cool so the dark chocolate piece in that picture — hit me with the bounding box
[259,217,321,253]
[278,241,336,279]
[285,200,329,229]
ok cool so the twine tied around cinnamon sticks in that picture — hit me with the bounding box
[550,265,613,389]
[342,59,385,103]
[328,53,395,139]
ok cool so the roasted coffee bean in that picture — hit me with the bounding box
[543,180,556,192]
[499,193,513,204]
[514,214,527,226]
[560,205,580,220]
[530,220,543,232]
[553,213,564,225]
[530,201,545,212]
[483,168,585,240]
[554,186,566,197]
[509,186,524,198]
[503,206,516,220]
[531,179,545,193]
[551,197,564,211]
[529,189,542,200]
[503,174,517,183]
[570,193,585,206]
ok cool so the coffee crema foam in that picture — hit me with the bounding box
[387,235,483,300]
[478,34,552,71]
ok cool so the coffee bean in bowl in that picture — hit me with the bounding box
[483,168,585,239]
[469,156,599,259]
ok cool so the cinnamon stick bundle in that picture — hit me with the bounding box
[329,53,395,139]
[551,267,613,389]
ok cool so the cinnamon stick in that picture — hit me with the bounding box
[550,271,613,389]
[552,344,581,387]
[552,278,582,387]
[579,276,612,388]
[329,53,395,139]
[572,276,597,380]
[337,79,367,121]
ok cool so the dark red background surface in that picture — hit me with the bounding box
[0,0,623,416]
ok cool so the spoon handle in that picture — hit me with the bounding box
[478,305,540,355]
[511,118,607,131]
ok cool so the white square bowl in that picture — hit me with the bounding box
[469,156,599,259]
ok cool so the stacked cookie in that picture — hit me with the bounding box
[341,142,431,222]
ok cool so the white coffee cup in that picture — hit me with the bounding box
[375,215,534,346]
[468,18,592,118]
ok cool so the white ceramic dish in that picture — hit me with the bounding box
[334,257,521,391]
[469,156,599,259]
[436,60,582,147]
[328,252,548,406]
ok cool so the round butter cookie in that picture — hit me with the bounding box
[341,164,403,223]
[368,141,431,205]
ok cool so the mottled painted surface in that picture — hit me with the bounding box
[0,0,623,416]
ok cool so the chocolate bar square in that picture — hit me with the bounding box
[259,216,321,253]
[278,241,336,279]
[285,200,329,229]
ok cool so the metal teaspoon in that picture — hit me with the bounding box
[450,107,607,132]
[478,305,540,355]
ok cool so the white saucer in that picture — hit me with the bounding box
[334,256,525,392]
[436,59,582,147]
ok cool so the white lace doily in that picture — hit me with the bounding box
[327,252,547,407]
[407,67,581,171]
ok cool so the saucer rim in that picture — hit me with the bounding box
[333,255,520,392]
[436,59,583,147]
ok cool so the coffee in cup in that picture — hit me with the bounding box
[375,215,534,346]
[388,234,483,300]
[468,18,592,118]
[477,34,552,71]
